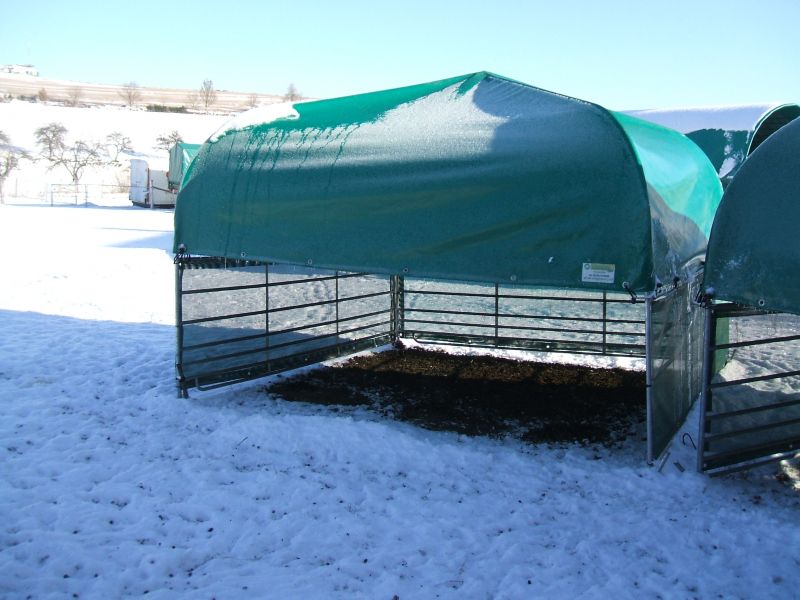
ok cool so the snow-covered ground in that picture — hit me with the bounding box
[1,198,800,598]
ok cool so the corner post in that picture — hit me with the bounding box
[390,275,405,343]
[696,303,717,473]
[175,255,187,398]
[645,295,654,463]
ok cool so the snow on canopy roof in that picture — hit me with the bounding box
[625,104,788,135]
[625,103,800,179]
[174,72,721,293]
[704,117,800,314]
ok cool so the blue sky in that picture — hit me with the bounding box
[2,0,798,109]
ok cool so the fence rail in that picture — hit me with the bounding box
[401,279,646,356]
[1,182,143,208]
[176,258,393,395]
[176,260,648,395]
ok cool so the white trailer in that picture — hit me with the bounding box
[129,158,177,208]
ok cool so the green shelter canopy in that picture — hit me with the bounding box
[704,117,800,314]
[175,72,721,293]
[168,142,202,190]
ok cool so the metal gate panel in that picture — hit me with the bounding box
[698,304,800,473]
[402,278,646,356]
[176,258,393,394]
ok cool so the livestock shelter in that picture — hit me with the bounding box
[698,117,800,473]
[167,142,202,192]
[627,104,800,186]
[173,72,722,461]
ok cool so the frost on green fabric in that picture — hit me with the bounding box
[704,118,800,314]
[176,72,721,294]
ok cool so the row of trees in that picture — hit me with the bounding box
[118,80,302,111]
[18,86,84,107]
[1,77,303,198]
[119,80,217,110]
[33,123,136,184]
[9,80,303,113]
[0,124,188,200]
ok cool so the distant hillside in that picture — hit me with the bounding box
[0,73,285,113]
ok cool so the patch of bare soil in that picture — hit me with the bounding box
[266,346,646,447]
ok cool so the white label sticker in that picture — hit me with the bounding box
[582,262,615,284]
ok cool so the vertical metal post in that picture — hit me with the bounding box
[390,275,399,343]
[389,275,397,342]
[494,283,500,347]
[335,271,341,356]
[397,276,405,340]
[49,183,53,206]
[602,291,608,354]
[175,260,188,398]
[696,304,717,472]
[390,275,405,343]
[149,176,154,210]
[265,263,270,370]
[645,296,654,463]
[335,271,340,337]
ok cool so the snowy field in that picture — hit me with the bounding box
[0,100,228,200]
[1,199,800,599]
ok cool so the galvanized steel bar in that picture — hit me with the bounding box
[710,368,800,388]
[645,295,654,463]
[175,261,187,398]
[697,304,717,472]
[602,292,608,355]
[705,396,800,420]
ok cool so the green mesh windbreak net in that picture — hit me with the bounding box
[175,72,721,294]
[647,272,706,461]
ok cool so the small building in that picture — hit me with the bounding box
[1,64,38,76]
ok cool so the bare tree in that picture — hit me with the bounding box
[34,123,107,184]
[0,131,28,203]
[284,83,301,102]
[106,132,133,163]
[119,81,142,107]
[37,88,49,102]
[34,122,67,160]
[66,86,83,107]
[199,79,217,112]
[185,91,200,111]
[55,140,106,184]
[155,130,183,152]
[247,93,259,108]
